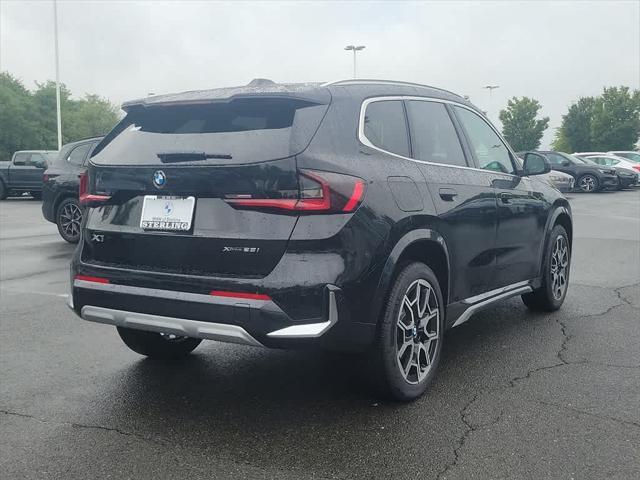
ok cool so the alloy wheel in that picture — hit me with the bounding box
[396,279,440,385]
[579,175,596,192]
[550,236,569,300]
[60,202,82,239]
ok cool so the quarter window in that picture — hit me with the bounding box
[363,100,410,157]
[454,107,515,174]
[67,143,92,166]
[406,100,466,167]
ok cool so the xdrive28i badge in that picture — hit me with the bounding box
[152,170,166,189]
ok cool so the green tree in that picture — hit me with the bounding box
[0,73,40,161]
[499,97,549,151]
[590,87,640,151]
[0,72,120,161]
[554,88,640,152]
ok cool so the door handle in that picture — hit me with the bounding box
[499,192,513,203]
[439,188,458,201]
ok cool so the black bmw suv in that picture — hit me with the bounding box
[69,80,572,400]
[42,137,103,242]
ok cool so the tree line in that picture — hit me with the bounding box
[499,86,639,153]
[0,72,119,161]
[1,70,638,161]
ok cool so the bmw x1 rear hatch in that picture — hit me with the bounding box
[81,84,332,278]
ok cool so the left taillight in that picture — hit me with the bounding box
[79,171,111,207]
[225,169,366,214]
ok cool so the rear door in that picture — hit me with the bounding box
[453,106,547,288]
[404,99,498,301]
[83,96,330,278]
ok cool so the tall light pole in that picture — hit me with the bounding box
[53,0,62,150]
[344,45,365,78]
[483,84,499,120]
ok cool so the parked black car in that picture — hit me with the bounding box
[42,137,103,242]
[534,150,618,192]
[0,150,57,199]
[69,80,572,400]
[577,156,638,189]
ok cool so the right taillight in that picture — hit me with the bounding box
[79,171,111,207]
[225,169,365,214]
[632,165,640,172]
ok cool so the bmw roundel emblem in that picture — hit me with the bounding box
[152,170,166,189]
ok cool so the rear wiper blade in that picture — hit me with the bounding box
[157,152,232,163]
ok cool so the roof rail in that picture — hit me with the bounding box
[323,79,465,99]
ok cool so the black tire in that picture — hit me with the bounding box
[56,197,82,243]
[0,180,6,200]
[117,327,202,359]
[368,262,445,402]
[522,224,570,312]
[577,174,599,193]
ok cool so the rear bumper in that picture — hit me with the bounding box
[70,278,371,350]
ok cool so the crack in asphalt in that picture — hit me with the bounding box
[0,409,342,480]
[613,282,640,309]
[435,286,639,479]
[1,409,167,446]
[536,400,640,429]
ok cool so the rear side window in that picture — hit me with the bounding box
[454,107,515,174]
[363,100,410,157]
[406,101,466,167]
[67,143,92,165]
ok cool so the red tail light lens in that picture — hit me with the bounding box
[632,165,640,172]
[74,274,110,284]
[43,173,49,182]
[79,171,111,207]
[225,169,365,213]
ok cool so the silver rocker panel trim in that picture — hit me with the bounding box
[452,282,534,328]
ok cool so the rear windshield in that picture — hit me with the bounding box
[91,97,329,165]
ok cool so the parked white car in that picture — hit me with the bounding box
[584,154,640,173]
[607,151,640,163]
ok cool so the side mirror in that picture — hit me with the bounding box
[523,152,551,176]
[561,159,571,166]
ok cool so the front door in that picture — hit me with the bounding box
[404,99,498,302]
[452,106,546,288]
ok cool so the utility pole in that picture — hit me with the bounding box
[483,84,500,120]
[53,0,62,150]
[344,45,365,78]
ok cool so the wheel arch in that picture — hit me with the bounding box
[53,191,79,218]
[370,229,451,325]
[537,203,573,276]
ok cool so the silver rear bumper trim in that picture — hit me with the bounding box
[80,305,263,347]
[267,290,338,338]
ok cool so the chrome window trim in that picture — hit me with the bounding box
[357,95,520,178]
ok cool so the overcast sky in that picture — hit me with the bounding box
[1,0,639,147]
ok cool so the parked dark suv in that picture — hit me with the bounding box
[42,137,103,242]
[69,80,572,400]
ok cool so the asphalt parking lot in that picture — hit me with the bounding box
[1,190,639,479]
